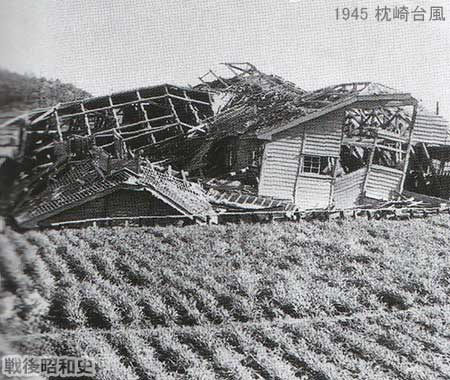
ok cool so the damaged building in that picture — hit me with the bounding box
[190,63,449,212]
[0,63,449,228]
[12,149,213,229]
[0,84,215,228]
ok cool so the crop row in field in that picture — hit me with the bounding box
[1,216,450,379]
[11,305,450,380]
[18,222,449,327]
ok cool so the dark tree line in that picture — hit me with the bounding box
[0,68,91,112]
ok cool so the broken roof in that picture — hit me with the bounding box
[14,157,214,228]
[139,164,213,216]
[258,87,416,139]
[3,83,214,176]
[194,63,308,139]
[0,110,29,160]
[196,64,416,140]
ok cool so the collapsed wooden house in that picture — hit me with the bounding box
[1,63,449,228]
[189,63,449,211]
[0,84,216,228]
[12,149,214,228]
[0,83,211,186]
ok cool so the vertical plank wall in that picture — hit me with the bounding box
[258,128,303,201]
[295,176,332,209]
[333,168,366,209]
[295,111,344,209]
[365,164,403,200]
[258,110,344,209]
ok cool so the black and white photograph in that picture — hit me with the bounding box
[0,1,449,379]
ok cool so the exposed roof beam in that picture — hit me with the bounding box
[258,93,416,140]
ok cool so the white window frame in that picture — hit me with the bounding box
[301,155,335,176]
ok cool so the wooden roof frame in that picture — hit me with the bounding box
[8,83,214,173]
[257,93,417,140]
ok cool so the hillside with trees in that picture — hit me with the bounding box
[0,68,91,113]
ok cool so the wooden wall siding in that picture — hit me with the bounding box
[258,111,343,202]
[258,129,303,201]
[105,189,174,217]
[333,168,366,209]
[44,188,176,225]
[365,164,403,200]
[295,175,332,210]
[302,111,344,157]
[411,110,449,146]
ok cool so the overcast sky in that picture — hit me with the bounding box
[1,0,449,119]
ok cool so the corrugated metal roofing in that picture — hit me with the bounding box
[365,165,403,200]
[412,108,449,146]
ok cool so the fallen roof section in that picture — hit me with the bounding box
[208,187,298,212]
[13,157,214,229]
[139,164,213,217]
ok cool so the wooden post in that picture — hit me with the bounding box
[54,105,63,142]
[108,96,121,132]
[181,170,188,183]
[109,96,126,158]
[209,70,228,87]
[80,102,91,135]
[362,136,378,195]
[421,142,435,176]
[183,90,202,125]
[399,102,418,194]
[293,127,306,204]
[439,160,445,176]
[18,114,30,157]
[329,115,345,210]
[137,90,156,144]
[165,86,184,133]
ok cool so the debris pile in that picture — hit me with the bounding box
[1,62,450,228]
[13,150,213,228]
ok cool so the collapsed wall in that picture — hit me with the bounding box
[1,63,449,228]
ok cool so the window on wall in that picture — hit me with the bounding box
[301,155,335,175]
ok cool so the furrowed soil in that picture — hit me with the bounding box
[1,217,449,379]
